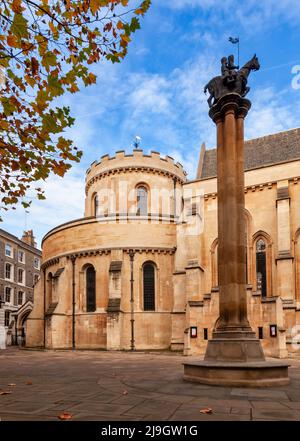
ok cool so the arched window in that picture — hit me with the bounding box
[137,186,148,216]
[86,266,96,312]
[256,239,267,297]
[94,195,99,217]
[143,263,155,311]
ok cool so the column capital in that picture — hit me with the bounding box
[209,93,251,124]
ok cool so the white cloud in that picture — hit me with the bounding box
[127,74,171,116]
[1,167,86,247]
[246,87,298,139]
[162,0,300,30]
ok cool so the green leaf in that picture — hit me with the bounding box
[47,75,64,98]
[10,13,29,39]
[42,51,57,70]
[130,17,140,32]
[1,97,17,115]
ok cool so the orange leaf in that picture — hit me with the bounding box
[200,408,213,414]
[58,412,72,420]
[7,34,19,48]
[90,0,102,15]
[69,83,79,93]
[26,380,33,385]
[117,21,124,30]
[49,21,57,35]
[12,0,24,14]
[88,73,97,84]
[121,33,131,43]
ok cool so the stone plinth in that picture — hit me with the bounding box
[183,360,290,387]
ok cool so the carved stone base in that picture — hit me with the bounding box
[204,335,265,363]
[183,360,290,387]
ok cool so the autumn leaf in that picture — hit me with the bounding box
[42,51,57,70]
[11,0,24,14]
[69,83,79,93]
[200,408,213,414]
[7,34,19,48]
[121,33,131,44]
[88,72,97,84]
[10,14,29,39]
[58,412,73,420]
[49,21,57,35]
[90,0,102,15]
[0,0,151,213]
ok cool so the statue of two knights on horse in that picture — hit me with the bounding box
[204,54,260,108]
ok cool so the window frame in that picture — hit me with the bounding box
[18,250,25,263]
[136,185,148,216]
[18,267,25,285]
[5,286,12,303]
[34,257,40,270]
[4,310,10,327]
[5,243,12,258]
[143,262,156,311]
[5,262,13,280]
[255,238,267,297]
[86,265,96,313]
[18,290,24,306]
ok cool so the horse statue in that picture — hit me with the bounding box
[204,54,260,108]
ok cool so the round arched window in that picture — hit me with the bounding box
[143,263,155,311]
[256,239,267,297]
[86,266,96,312]
[137,186,148,216]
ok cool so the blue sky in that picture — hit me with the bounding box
[2,0,300,247]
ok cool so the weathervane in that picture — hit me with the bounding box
[132,135,142,150]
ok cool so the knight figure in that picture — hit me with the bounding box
[204,54,260,108]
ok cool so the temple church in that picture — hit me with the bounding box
[26,128,300,358]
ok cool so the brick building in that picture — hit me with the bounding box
[0,229,41,346]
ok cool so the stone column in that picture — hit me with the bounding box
[204,94,265,362]
[184,88,289,385]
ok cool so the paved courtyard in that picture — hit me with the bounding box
[0,348,300,421]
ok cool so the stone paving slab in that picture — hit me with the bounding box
[0,348,300,421]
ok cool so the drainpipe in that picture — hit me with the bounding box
[129,249,135,351]
[71,255,76,350]
[43,267,46,349]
